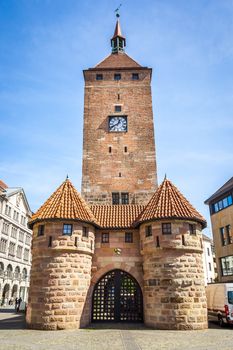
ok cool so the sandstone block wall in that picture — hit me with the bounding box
[26,221,94,330]
[92,229,143,286]
[140,221,208,330]
[81,68,157,205]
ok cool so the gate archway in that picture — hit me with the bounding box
[92,269,143,322]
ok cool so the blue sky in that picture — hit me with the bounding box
[0,0,233,235]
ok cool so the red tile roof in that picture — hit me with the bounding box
[30,178,98,225]
[138,178,206,227]
[90,204,144,229]
[95,52,141,69]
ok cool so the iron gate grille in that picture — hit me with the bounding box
[92,269,143,322]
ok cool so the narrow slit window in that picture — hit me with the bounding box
[124,146,127,153]
[156,236,160,247]
[48,236,52,247]
[109,146,112,153]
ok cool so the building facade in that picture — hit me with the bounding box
[0,180,32,305]
[202,234,216,284]
[26,18,208,331]
[205,177,233,282]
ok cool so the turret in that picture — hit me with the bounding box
[26,178,97,330]
[138,178,208,330]
[111,18,126,53]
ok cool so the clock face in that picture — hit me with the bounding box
[109,116,127,132]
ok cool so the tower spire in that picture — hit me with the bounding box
[111,10,126,53]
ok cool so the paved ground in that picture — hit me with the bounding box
[0,308,233,350]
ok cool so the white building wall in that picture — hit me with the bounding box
[0,188,32,306]
[202,237,215,285]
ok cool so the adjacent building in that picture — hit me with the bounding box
[205,177,233,282]
[202,234,216,284]
[0,180,32,305]
[26,17,208,331]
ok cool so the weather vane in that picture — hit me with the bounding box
[114,3,122,18]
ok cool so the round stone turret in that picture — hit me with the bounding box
[138,178,208,330]
[26,178,97,330]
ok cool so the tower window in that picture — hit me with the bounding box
[82,226,89,238]
[125,232,133,243]
[112,192,129,204]
[121,193,129,204]
[109,146,112,153]
[132,73,139,80]
[145,225,152,237]
[162,223,172,234]
[114,73,121,81]
[38,225,45,236]
[96,74,103,80]
[63,224,73,236]
[115,105,121,112]
[102,233,109,243]
[112,192,120,205]
[189,224,196,235]
[118,93,120,100]
[124,146,127,153]
[119,172,122,177]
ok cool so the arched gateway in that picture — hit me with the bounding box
[92,269,143,322]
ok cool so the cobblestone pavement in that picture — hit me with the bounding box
[0,308,233,350]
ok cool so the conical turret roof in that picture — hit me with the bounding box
[138,178,206,227]
[30,178,98,225]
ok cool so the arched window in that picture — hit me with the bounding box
[22,268,27,280]
[6,264,13,278]
[14,266,20,279]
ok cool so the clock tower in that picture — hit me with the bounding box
[81,18,157,205]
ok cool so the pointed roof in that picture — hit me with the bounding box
[95,52,141,69]
[138,178,206,227]
[112,19,125,39]
[30,178,98,225]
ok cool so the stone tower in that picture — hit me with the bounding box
[26,179,97,330]
[139,179,208,330]
[81,18,157,205]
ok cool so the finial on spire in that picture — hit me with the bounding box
[114,4,122,18]
[66,174,69,180]
[164,173,167,180]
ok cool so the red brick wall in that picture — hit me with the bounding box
[81,68,157,205]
